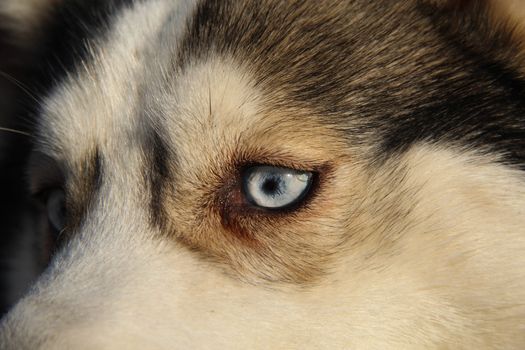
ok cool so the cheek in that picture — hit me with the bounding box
[105,244,375,348]
[174,192,353,284]
[160,160,362,284]
[97,247,306,346]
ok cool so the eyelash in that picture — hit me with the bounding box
[218,163,321,216]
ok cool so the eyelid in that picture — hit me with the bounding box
[27,152,65,196]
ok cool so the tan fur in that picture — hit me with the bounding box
[425,0,525,72]
[490,0,525,50]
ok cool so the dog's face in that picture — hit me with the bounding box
[1,0,525,348]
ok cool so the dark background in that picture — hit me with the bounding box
[0,36,45,316]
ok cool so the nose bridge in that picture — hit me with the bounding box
[78,135,153,235]
[0,221,153,349]
[47,98,163,284]
[57,149,153,285]
[0,157,157,348]
[41,184,149,293]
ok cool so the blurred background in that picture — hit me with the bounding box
[0,27,47,316]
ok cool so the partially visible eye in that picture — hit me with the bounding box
[46,189,67,233]
[243,166,313,209]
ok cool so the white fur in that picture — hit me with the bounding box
[4,143,525,349]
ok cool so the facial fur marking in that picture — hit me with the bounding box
[178,0,525,170]
[27,147,104,258]
[147,129,172,232]
[67,147,103,234]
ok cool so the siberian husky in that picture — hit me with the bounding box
[0,0,525,348]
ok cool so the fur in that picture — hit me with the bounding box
[0,0,524,348]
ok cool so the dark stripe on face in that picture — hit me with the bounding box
[68,148,103,233]
[379,2,525,167]
[146,129,171,231]
[26,148,103,258]
[178,0,525,169]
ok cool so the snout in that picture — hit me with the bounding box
[0,299,153,350]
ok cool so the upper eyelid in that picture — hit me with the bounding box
[238,161,322,179]
[27,152,65,196]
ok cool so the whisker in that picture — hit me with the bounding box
[0,126,32,137]
[57,227,68,241]
[0,70,41,104]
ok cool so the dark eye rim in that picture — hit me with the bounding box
[27,153,70,255]
[32,186,68,233]
[30,185,69,261]
[234,162,323,215]
[241,165,315,211]
[215,161,324,237]
[32,185,64,204]
[44,188,67,232]
[27,152,65,197]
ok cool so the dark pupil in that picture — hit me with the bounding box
[261,176,280,195]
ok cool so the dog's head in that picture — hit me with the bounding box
[1,0,525,348]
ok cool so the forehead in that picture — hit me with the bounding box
[36,0,525,168]
[39,0,364,161]
[38,0,190,158]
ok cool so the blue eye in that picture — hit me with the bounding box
[243,166,313,209]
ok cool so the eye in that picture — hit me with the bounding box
[243,166,313,209]
[46,189,67,233]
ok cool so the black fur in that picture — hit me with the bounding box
[28,0,135,98]
[147,129,171,231]
[178,0,525,169]
[67,148,104,237]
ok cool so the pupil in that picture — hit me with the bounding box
[261,178,280,195]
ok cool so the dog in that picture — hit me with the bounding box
[0,0,524,348]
